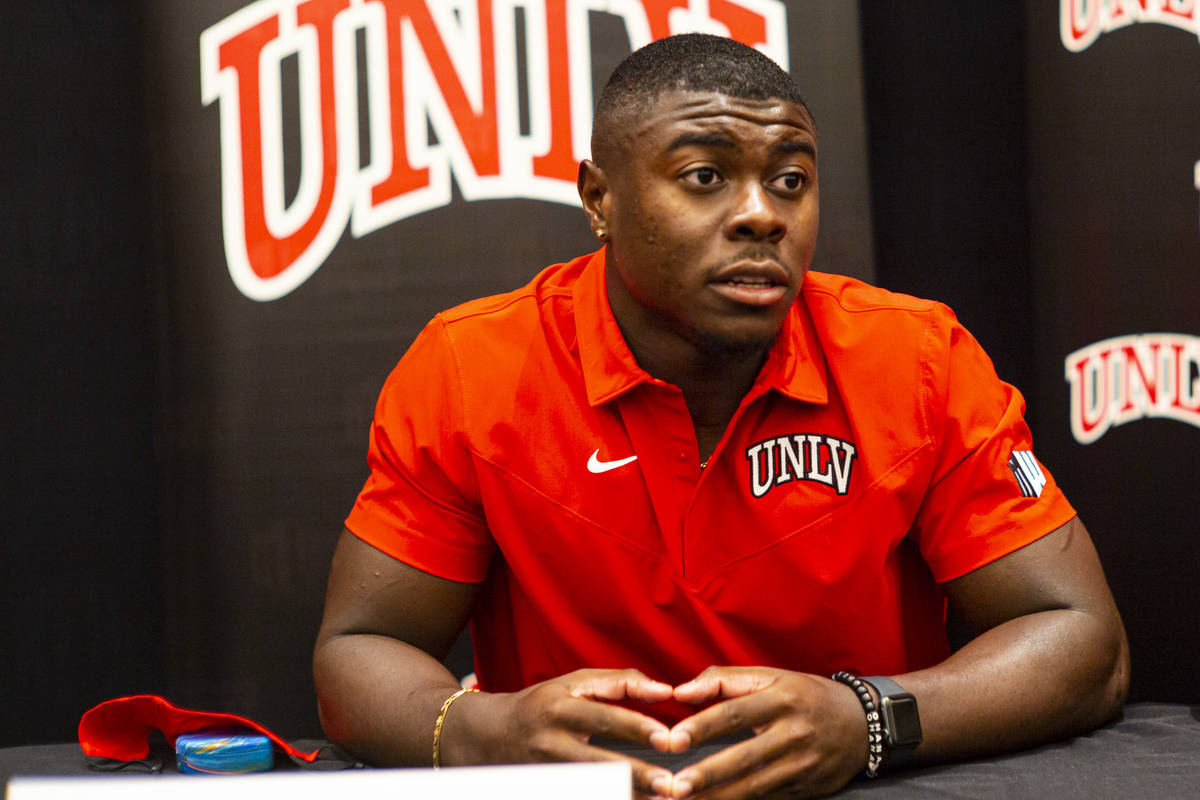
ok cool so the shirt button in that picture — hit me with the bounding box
[677,451,688,461]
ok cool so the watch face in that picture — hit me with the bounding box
[882,695,923,747]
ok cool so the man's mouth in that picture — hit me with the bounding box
[709,263,790,306]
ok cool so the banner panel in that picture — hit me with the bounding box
[1027,1,1200,702]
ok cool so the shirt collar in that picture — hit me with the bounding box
[573,247,828,407]
[756,289,829,405]
[574,248,651,406]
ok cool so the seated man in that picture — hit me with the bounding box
[313,33,1128,800]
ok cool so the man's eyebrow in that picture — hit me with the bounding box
[667,132,736,150]
[665,132,816,158]
[774,139,816,158]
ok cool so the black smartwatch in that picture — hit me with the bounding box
[861,676,922,768]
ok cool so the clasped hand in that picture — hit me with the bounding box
[470,666,868,800]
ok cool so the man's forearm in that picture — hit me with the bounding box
[896,599,1129,764]
[313,631,465,766]
[875,516,1131,767]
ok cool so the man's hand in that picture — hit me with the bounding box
[660,667,867,799]
[445,668,678,798]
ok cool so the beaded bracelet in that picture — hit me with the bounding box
[832,671,884,778]
[432,687,478,768]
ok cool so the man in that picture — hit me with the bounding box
[314,34,1128,799]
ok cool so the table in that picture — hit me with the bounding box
[3,703,1198,798]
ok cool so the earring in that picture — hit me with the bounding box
[594,227,608,241]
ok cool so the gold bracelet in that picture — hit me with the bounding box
[432,687,478,768]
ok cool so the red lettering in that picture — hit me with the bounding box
[1163,0,1197,23]
[1170,343,1200,412]
[531,0,577,182]
[1109,0,1153,26]
[370,0,499,207]
[218,0,349,280]
[1120,342,1161,412]
[711,0,768,47]
[1061,0,1101,50]
[1071,350,1111,437]
[218,16,279,276]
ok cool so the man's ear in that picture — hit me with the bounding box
[577,159,610,242]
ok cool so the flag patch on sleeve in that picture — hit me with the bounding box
[1008,450,1046,498]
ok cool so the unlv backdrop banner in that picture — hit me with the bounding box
[1027,2,1200,701]
[138,1,873,735]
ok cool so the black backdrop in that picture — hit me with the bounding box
[4,1,1197,747]
[2,2,165,745]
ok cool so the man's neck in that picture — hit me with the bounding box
[603,259,777,458]
[620,325,770,460]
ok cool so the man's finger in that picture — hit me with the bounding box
[555,692,673,747]
[667,727,803,799]
[666,689,786,752]
[570,668,676,704]
[673,667,775,705]
[674,752,820,800]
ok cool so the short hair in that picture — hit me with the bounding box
[591,33,808,168]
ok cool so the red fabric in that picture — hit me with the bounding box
[345,249,1076,722]
[78,695,319,763]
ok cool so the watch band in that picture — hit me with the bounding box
[861,675,907,698]
[861,676,922,769]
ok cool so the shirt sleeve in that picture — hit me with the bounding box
[911,306,1077,583]
[344,316,494,583]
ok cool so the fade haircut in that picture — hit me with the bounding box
[591,33,808,168]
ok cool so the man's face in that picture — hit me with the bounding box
[585,90,819,359]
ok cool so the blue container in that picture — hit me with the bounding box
[175,728,274,774]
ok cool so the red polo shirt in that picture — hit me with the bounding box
[345,248,1075,721]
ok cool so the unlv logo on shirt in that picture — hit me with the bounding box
[745,433,857,498]
[200,0,788,301]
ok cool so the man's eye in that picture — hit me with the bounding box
[684,167,722,186]
[770,172,805,192]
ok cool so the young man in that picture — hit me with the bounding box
[314,34,1128,800]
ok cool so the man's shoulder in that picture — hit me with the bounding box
[798,271,965,372]
[438,253,589,329]
[801,271,942,317]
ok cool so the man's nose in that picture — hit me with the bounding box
[726,181,786,242]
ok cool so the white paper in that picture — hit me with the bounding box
[5,761,632,800]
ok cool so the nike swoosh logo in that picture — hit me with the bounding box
[587,449,638,473]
